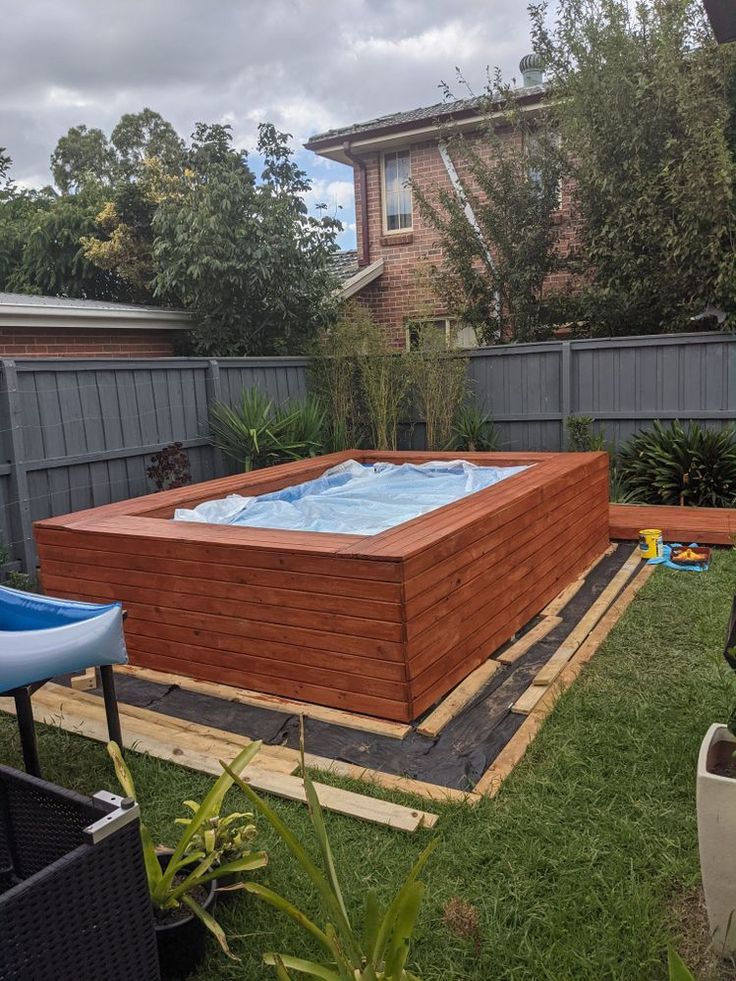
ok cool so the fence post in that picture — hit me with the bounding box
[0,360,35,574]
[206,359,227,477]
[560,341,572,450]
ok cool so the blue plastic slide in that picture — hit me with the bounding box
[0,586,128,692]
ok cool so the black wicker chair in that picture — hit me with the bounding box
[0,764,160,981]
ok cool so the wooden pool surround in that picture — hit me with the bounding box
[34,450,610,722]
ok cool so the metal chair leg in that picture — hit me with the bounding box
[14,688,41,778]
[99,665,124,751]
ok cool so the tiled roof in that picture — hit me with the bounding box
[306,85,547,147]
[328,249,360,284]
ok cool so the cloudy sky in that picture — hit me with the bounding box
[2,0,536,249]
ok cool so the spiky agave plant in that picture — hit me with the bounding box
[450,401,499,452]
[222,753,436,980]
[276,397,328,459]
[209,387,317,471]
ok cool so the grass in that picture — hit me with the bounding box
[1,550,734,979]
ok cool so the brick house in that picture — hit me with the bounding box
[306,55,580,348]
[0,293,192,358]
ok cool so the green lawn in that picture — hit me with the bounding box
[2,551,735,980]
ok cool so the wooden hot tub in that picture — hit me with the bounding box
[34,450,610,722]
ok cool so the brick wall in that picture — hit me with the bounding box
[352,133,583,346]
[0,326,183,358]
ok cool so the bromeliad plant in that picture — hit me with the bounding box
[223,754,437,980]
[107,741,268,957]
[178,804,258,871]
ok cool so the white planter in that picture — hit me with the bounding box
[697,722,736,956]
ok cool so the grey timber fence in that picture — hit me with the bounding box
[1,331,735,573]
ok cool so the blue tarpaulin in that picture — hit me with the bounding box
[174,458,531,537]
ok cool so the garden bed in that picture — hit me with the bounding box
[34,450,610,723]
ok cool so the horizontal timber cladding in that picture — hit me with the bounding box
[34,450,610,722]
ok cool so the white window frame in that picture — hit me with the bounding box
[405,318,477,351]
[381,150,413,234]
[525,130,563,210]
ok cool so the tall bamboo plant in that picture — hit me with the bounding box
[311,304,370,450]
[357,318,411,451]
[408,323,468,451]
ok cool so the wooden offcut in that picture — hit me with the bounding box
[70,667,97,691]
[540,544,617,617]
[495,616,562,665]
[417,659,501,737]
[530,547,641,688]
[34,450,610,723]
[510,548,640,714]
[116,664,412,740]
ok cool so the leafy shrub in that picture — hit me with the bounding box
[617,420,736,507]
[209,388,325,471]
[146,441,192,491]
[4,570,35,592]
[451,401,499,452]
[279,397,327,459]
[566,415,609,452]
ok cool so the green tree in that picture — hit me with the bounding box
[13,186,124,299]
[153,122,341,355]
[413,76,565,344]
[50,124,116,194]
[530,0,736,334]
[110,108,184,180]
[78,110,186,301]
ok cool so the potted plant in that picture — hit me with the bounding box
[696,596,736,957]
[107,741,268,978]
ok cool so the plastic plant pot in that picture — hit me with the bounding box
[154,851,218,980]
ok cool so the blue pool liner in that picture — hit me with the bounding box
[174,458,531,536]
[0,587,128,691]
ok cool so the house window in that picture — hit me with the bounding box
[525,131,562,208]
[382,150,412,232]
[405,319,477,351]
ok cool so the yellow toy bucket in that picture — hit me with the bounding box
[639,528,663,560]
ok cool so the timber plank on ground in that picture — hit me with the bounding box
[116,664,412,739]
[0,684,438,831]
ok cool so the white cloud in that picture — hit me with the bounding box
[1,0,535,249]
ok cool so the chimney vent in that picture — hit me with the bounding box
[520,53,545,88]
